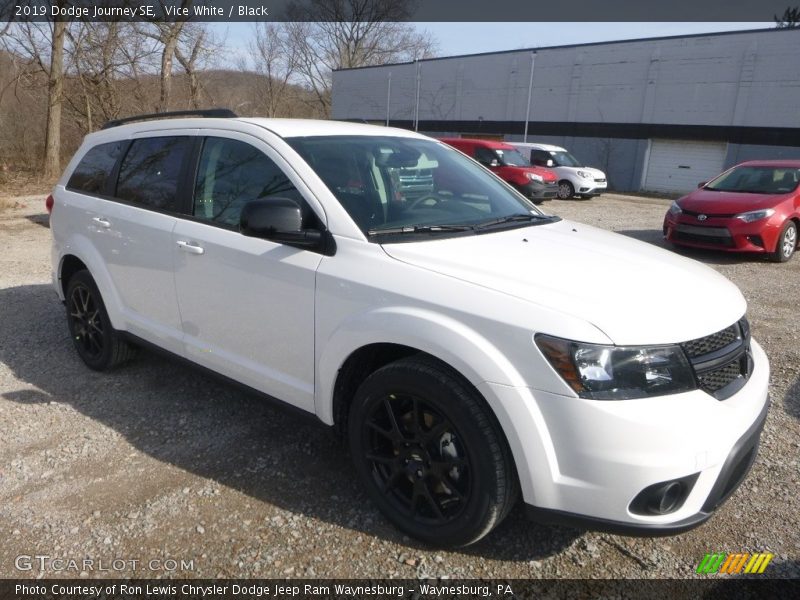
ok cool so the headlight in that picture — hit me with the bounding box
[528,173,544,183]
[577,170,593,179]
[535,334,696,400]
[668,201,682,216]
[735,208,775,223]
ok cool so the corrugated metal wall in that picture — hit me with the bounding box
[332,29,800,191]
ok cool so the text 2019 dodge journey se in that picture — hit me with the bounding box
[49,110,769,547]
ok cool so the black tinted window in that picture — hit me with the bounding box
[532,150,549,165]
[194,137,301,227]
[116,137,191,210]
[67,141,124,194]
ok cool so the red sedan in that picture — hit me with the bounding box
[663,160,800,262]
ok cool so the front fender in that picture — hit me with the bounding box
[315,306,559,502]
[316,306,531,426]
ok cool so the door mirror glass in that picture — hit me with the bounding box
[240,198,321,248]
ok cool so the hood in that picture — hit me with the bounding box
[382,219,746,345]
[679,189,786,214]
[558,165,606,178]
[504,165,558,183]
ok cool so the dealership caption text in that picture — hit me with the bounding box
[14,4,270,19]
[17,583,514,598]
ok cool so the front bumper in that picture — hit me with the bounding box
[518,180,559,200]
[663,213,784,254]
[526,394,768,535]
[479,337,770,534]
[576,179,608,196]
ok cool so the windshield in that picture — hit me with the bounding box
[705,166,799,195]
[494,148,530,167]
[287,136,549,240]
[549,151,582,168]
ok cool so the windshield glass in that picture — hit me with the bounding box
[550,151,581,168]
[705,166,799,194]
[287,136,546,239]
[494,148,530,167]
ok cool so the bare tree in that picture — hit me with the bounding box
[2,19,68,178]
[285,0,437,114]
[175,23,219,109]
[244,23,299,117]
[141,0,193,112]
[66,22,158,130]
[775,6,800,27]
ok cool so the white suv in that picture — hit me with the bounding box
[511,142,607,199]
[49,111,769,547]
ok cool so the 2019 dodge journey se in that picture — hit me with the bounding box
[49,110,770,547]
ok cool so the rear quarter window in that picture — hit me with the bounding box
[115,136,192,211]
[66,141,125,195]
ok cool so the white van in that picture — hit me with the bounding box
[511,142,608,199]
[49,110,768,547]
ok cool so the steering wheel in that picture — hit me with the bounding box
[407,195,444,210]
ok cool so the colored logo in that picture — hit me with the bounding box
[696,552,774,574]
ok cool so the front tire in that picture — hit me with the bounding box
[770,221,797,263]
[65,270,135,370]
[557,180,575,199]
[348,356,518,547]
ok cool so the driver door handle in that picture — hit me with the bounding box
[176,240,205,255]
[92,217,111,228]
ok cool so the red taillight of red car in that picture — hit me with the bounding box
[45,194,54,214]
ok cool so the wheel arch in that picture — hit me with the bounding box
[58,255,88,297]
[56,238,125,329]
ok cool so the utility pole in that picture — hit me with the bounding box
[523,52,537,143]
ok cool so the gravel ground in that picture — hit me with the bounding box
[0,193,798,580]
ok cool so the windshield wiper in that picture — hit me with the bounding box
[367,223,475,236]
[474,213,555,230]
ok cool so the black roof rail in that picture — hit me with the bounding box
[101,108,238,130]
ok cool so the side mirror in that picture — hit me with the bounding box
[240,198,322,248]
[546,159,555,168]
[489,159,500,167]
[697,181,707,188]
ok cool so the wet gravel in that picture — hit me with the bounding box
[0,193,798,579]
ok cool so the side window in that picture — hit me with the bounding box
[531,150,549,166]
[67,141,125,195]
[474,147,496,165]
[116,136,192,211]
[193,137,302,227]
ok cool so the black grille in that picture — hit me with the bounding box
[682,324,740,358]
[673,231,735,247]
[681,208,736,219]
[680,318,751,400]
[697,359,744,393]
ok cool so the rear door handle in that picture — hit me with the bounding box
[176,240,204,255]
[92,217,111,228]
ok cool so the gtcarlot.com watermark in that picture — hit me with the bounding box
[15,554,195,573]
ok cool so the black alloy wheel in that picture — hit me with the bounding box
[65,270,136,370]
[363,391,471,525]
[349,356,518,547]
[68,281,105,362]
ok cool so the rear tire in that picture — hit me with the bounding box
[65,270,136,370]
[348,356,518,547]
[770,221,797,263]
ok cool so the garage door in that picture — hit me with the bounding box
[642,139,728,194]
